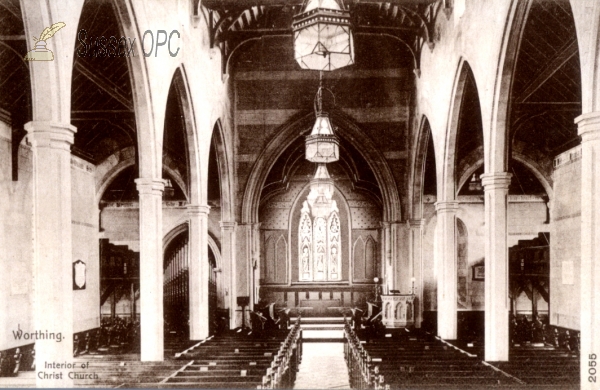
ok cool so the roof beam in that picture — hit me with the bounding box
[74,61,134,111]
[0,35,25,41]
[202,0,436,10]
[517,38,578,103]
[514,102,581,112]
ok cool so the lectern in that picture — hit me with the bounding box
[380,294,415,328]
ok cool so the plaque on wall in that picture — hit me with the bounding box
[73,260,86,290]
[472,265,484,281]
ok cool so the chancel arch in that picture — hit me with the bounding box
[242,111,400,225]
[256,113,387,312]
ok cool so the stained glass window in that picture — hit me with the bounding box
[298,200,341,282]
[299,201,313,281]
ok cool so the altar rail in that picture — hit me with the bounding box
[260,285,375,315]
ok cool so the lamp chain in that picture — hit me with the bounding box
[317,70,323,114]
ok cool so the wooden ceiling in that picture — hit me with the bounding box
[510,0,581,157]
[72,0,189,196]
[0,0,583,199]
[0,0,29,124]
[202,0,441,73]
[71,0,135,163]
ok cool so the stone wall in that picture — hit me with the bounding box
[550,146,582,330]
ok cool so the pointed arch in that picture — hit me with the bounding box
[170,66,201,205]
[489,0,532,174]
[163,223,189,254]
[210,119,234,222]
[443,59,484,201]
[364,235,376,281]
[111,0,160,178]
[96,147,188,201]
[353,236,366,281]
[410,116,435,219]
[275,235,287,284]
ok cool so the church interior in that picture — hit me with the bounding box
[0,0,598,388]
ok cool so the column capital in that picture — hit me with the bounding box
[25,121,77,150]
[135,178,165,196]
[408,219,425,229]
[220,221,237,230]
[435,201,459,213]
[187,204,211,216]
[481,172,512,190]
[576,111,600,141]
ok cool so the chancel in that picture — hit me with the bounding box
[0,0,595,389]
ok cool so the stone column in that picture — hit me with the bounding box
[481,173,511,361]
[380,222,392,293]
[235,223,253,328]
[135,178,165,361]
[434,201,458,340]
[576,112,600,388]
[393,222,411,294]
[26,121,76,388]
[187,204,211,340]
[251,223,261,309]
[409,219,425,328]
[220,221,237,329]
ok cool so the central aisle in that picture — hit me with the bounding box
[293,342,350,389]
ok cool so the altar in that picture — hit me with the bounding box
[381,294,415,328]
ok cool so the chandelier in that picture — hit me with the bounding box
[305,73,340,164]
[292,0,355,71]
[307,164,335,218]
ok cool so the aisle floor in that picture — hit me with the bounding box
[293,342,350,389]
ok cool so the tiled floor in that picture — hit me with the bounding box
[293,342,350,389]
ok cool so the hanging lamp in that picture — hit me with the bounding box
[305,73,340,164]
[292,0,355,71]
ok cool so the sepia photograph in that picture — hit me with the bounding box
[0,0,595,388]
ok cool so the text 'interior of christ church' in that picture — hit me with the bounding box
[0,0,598,388]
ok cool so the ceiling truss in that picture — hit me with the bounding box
[203,0,443,75]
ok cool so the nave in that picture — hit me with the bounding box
[2,0,599,388]
[2,310,579,389]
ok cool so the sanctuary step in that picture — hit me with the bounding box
[295,317,345,342]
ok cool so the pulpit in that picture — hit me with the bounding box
[381,294,415,328]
